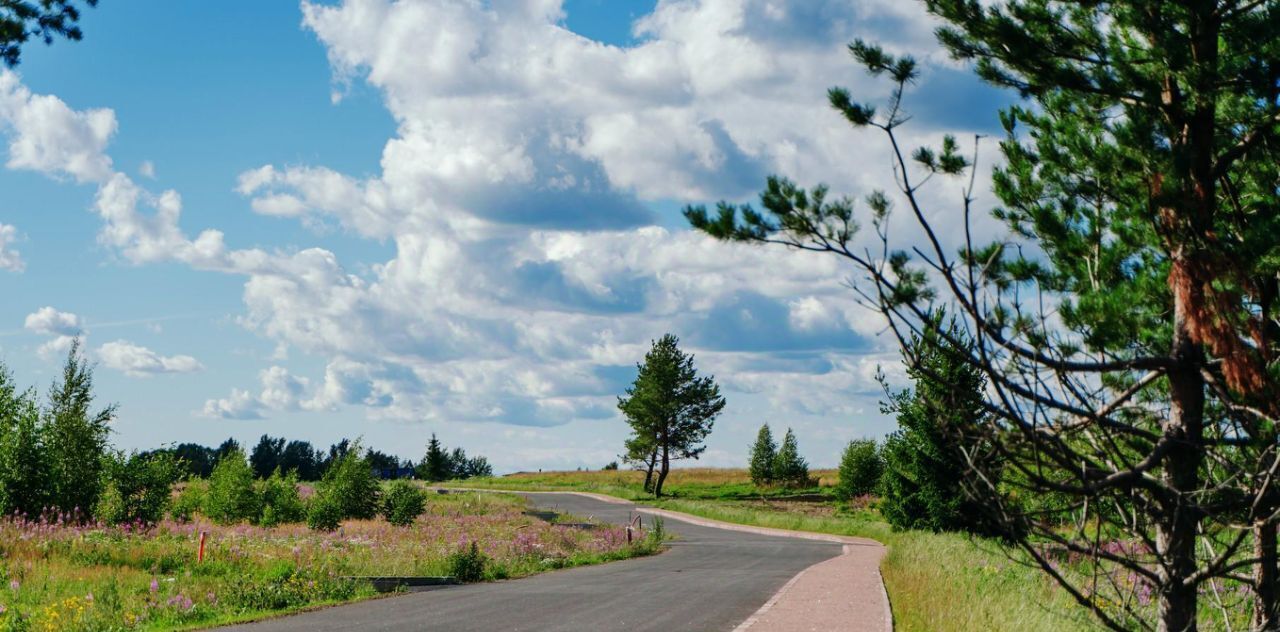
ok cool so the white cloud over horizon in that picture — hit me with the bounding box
[0,0,1011,467]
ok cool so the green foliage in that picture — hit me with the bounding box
[204,448,261,524]
[0,365,45,517]
[305,493,342,531]
[256,469,305,527]
[747,424,777,486]
[418,434,452,482]
[836,439,882,501]
[447,541,488,582]
[43,341,114,519]
[169,481,205,523]
[416,434,493,481]
[96,450,181,525]
[879,331,999,537]
[0,0,98,67]
[382,480,427,527]
[250,434,286,479]
[618,334,726,497]
[320,443,380,520]
[771,428,809,488]
[602,461,619,471]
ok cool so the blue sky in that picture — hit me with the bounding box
[0,0,1009,471]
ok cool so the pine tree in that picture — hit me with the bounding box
[618,334,725,497]
[0,0,98,67]
[878,328,996,535]
[687,1,1280,625]
[418,434,451,482]
[771,428,808,488]
[747,423,776,486]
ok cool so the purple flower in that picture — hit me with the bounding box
[149,579,159,594]
[7,580,17,592]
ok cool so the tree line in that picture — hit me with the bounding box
[0,346,494,528]
[157,432,491,483]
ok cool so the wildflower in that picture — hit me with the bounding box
[85,593,93,603]
[149,579,159,594]
[0,603,6,615]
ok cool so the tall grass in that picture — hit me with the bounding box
[0,491,660,630]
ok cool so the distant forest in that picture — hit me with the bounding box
[146,433,492,482]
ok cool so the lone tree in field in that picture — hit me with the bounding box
[687,0,1280,628]
[618,334,725,497]
[0,1,98,67]
[748,423,777,486]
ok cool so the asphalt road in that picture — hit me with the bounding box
[225,492,842,632]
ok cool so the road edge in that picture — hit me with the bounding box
[445,488,893,631]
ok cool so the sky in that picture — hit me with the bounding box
[0,0,1012,471]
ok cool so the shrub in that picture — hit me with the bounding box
[382,480,427,527]
[205,448,261,524]
[747,423,777,486]
[835,439,883,501]
[257,469,305,526]
[602,461,618,471]
[306,493,343,531]
[96,450,181,525]
[169,481,205,522]
[772,428,810,488]
[447,541,488,582]
[321,443,380,520]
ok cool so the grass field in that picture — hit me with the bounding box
[451,467,839,500]
[453,468,1105,632]
[0,490,659,631]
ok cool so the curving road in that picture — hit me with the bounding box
[224,492,845,632]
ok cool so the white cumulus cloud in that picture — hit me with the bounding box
[97,340,203,377]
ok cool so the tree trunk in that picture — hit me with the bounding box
[642,450,657,493]
[654,444,671,498]
[1255,517,1279,630]
[1158,259,1205,632]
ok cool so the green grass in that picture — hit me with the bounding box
[450,467,839,500]
[0,490,662,631]
[456,469,1104,632]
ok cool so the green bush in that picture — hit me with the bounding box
[306,493,342,531]
[447,541,488,582]
[835,439,882,501]
[204,448,261,524]
[382,480,427,527]
[96,450,181,525]
[257,469,305,526]
[169,481,205,522]
[321,443,380,520]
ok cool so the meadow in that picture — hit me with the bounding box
[0,490,659,631]
[450,467,839,500]
[454,468,1254,631]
